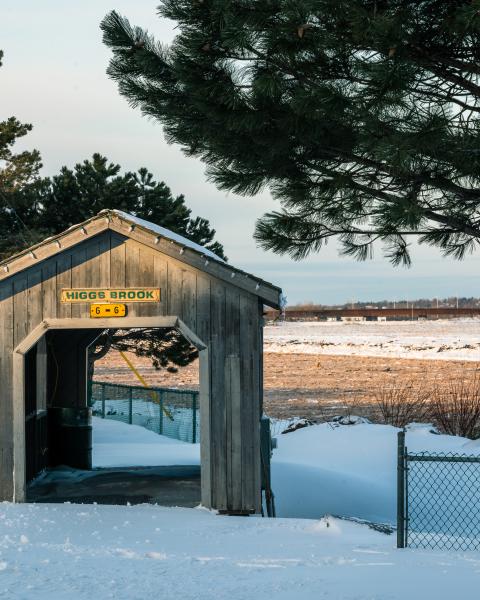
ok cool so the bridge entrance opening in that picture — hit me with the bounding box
[20,321,202,507]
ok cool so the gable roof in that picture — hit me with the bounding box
[113,210,225,263]
[0,209,282,308]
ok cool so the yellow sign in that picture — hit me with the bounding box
[61,288,161,303]
[90,304,127,318]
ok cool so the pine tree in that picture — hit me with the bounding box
[102,1,480,265]
[0,50,43,252]
[3,153,225,260]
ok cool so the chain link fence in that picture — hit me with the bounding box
[89,381,200,443]
[397,431,480,550]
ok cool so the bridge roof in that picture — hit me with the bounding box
[0,209,282,308]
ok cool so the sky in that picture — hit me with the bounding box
[1,0,479,305]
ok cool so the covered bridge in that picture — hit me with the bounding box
[0,209,282,513]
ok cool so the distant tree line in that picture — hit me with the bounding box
[291,297,480,310]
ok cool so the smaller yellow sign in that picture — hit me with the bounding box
[90,304,127,318]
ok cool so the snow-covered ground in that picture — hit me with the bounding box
[5,418,480,598]
[93,418,199,468]
[91,400,199,444]
[265,318,480,361]
[4,503,480,600]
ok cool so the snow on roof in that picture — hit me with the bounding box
[112,210,225,263]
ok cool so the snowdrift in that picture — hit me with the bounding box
[272,421,480,522]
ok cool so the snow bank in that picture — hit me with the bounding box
[93,416,480,526]
[265,318,480,361]
[272,422,480,523]
[0,503,478,600]
[93,417,479,527]
[93,417,200,468]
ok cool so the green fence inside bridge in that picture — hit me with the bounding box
[89,381,200,443]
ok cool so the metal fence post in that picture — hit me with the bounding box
[101,383,106,419]
[192,392,197,444]
[128,387,133,425]
[159,391,164,435]
[397,430,406,548]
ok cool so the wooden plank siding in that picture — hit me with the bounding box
[0,279,14,500]
[55,253,72,319]
[42,258,58,320]
[0,228,270,514]
[209,279,227,510]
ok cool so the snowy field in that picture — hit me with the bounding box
[264,318,480,361]
[5,418,480,598]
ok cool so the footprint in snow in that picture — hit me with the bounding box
[145,552,167,560]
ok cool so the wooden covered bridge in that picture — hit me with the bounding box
[0,210,282,513]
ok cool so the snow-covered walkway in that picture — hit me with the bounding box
[93,417,200,468]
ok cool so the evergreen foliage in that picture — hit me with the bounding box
[0,50,42,251]
[1,153,225,260]
[88,327,198,379]
[102,1,480,265]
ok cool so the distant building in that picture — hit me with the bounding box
[341,316,366,322]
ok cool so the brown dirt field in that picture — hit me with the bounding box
[94,350,479,420]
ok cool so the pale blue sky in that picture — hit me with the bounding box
[1,1,479,304]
